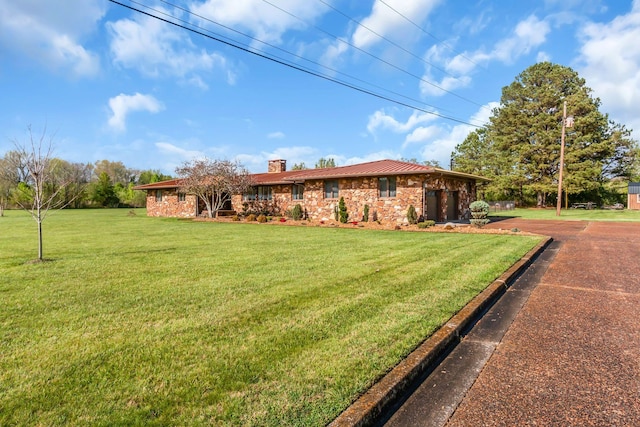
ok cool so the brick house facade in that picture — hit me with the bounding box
[629,182,640,210]
[136,159,488,223]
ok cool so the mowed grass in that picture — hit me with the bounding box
[0,209,540,426]
[491,207,640,221]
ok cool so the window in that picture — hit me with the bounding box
[243,186,272,201]
[257,186,272,200]
[324,180,339,199]
[292,184,304,200]
[378,177,396,198]
[155,190,162,202]
[178,192,186,202]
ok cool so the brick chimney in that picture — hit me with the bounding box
[268,159,286,173]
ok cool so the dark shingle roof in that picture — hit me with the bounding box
[629,182,640,194]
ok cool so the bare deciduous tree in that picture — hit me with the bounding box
[11,126,82,261]
[176,158,253,218]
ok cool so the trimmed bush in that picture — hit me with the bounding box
[406,205,418,224]
[363,204,369,222]
[246,214,257,222]
[338,197,348,223]
[469,200,490,228]
[417,220,436,229]
[291,204,303,221]
[257,214,267,223]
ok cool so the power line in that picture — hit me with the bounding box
[154,0,460,117]
[315,0,460,81]
[378,0,480,69]
[107,0,484,128]
[260,0,485,108]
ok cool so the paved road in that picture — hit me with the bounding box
[386,219,640,426]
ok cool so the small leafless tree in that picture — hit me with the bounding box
[176,158,253,218]
[11,126,82,261]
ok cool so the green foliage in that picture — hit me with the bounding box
[406,205,418,224]
[452,62,639,207]
[469,200,491,228]
[0,209,541,426]
[91,172,119,207]
[418,220,436,228]
[242,200,280,217]
[338,196,348,223]
[291,204,303,220]
[363,204,369,222]
[470,200,490,215]
[315,157,336,169]
[138,169,172,185]
[290,162,307,170]
[257,214,267,223]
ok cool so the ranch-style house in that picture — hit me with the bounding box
[135,159,489,223]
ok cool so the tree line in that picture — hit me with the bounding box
[451,62,639,207]
[0,150,171,214]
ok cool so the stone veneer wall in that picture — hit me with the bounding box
[146,189,197,217]
[230,174,477,223]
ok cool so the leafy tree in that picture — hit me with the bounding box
[91,172,119,207]
[93,159,134,185]
[315,157,336,168]
[176,158,252,218]
[137,169,171,185]
[452,62,638,206]
[290,162,307,170]
[48,159,92,209]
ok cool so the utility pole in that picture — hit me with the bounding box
[556,101,573,216]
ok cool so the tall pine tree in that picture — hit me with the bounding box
[452,62,638,206]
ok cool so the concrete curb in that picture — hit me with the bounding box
[329,236,553,427]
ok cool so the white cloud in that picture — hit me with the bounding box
[236,146,319,172]
[342,150,400,165]
[107,8,232,87]
[405,126,443,145]
[421,15,550,97]
[492,15,550,63]
[155,142,204,160]
[352,0,442,49]
[577,1,640,137]
[267,131,285,139]
[367,109,438,134]
[320,38,350,70]
[190,0,327,45]
[418,102,498,164]
[0,0,103,77]
[108,93,164,132]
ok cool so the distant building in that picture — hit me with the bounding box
[134,159,490,223]
[628,182,640,210]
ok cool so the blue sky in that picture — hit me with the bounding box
[1,0,639,174]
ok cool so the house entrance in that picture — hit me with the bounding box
[197,192,233,216]
[446,191,459,220]
[424,189,441,222]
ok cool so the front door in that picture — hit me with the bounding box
[424,190,441,221]
[446,191,459,220]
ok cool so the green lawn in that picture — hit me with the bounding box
[0,209,540,426]
[491,207,640,221]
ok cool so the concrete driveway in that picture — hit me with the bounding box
[444,219,640,426]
